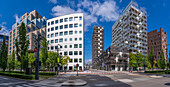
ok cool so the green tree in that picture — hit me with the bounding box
[61,55,70,70]
[7,56,13,71]
[135,51,144,69]
[28,53,36,69]
[15,22,29,71]
[148,45,155,71]
[23,49,29,71]
[40,37,48,69]
[129,52,136,68]
[158,50,166,70]
[46,52,57,71]
[0,36,8,71]
[11,50,15,70]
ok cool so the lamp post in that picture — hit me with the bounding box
[56,44,61,75]
[166,44,170,74]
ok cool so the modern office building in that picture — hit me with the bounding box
[147,28,167,61]
[47,13,84,71]
[112,1,147,55]
[0,34,9,50]
[92,26,104,67]
[93,46,129,71]
[8,10,46,55]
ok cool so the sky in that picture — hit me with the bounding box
[0,0,170,64]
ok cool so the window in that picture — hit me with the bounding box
[55,26,58,30]
[75,38,77,41]
[79,44,82,48]
[55,33,58,37]
[64,18,68,22]
[60,46,62,48]
[74,58,78,63]
[70,45,72,48]
[70,59,73,62]
[51,34,54,37]
[13,34,15,37]
[79,58,82,63]
[69,24,73,28]
[59,38,63,42]
[79,31,82,34]
[51,21,54,25]
[48,22,50,26]
[51,40,54,43]
[79,51,82,55]
[48,47,49,50]
[79,16,82,20]
[75,31,77,34]
[64,51,67,55]
[13,29,15,32]
[69,51,73,55]
[27,28,30,32]
[55,20,58,24]
[60,32,63,36]
[48,41,49,44]
[69,38,72,41]
[74,44,78,48]
[51,46,54,50]
[64,31,68,35]
[47,28,50,32]
[79,24,82,27]
[55,39,58,43]
[27,35,29,39]
[69,17,73,21]
[64,45,67,48]
[51,27,54,31]
[60,25,63,29]
[74,17,78,21]
[69,31,73,35]
[79,37,82,41]
[55,46,58,50]
[17,32,19,34]
[65,38,67,41]
[60,19,63,23]
[64,25,68,29]
[74,24,78,28]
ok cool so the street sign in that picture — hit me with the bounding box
[76,64,79,67]
[34,47,37,52]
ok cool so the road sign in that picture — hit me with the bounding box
[76,64,79,67]
[34,47,37,52]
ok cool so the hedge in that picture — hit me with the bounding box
[145,70,170,74]
[4,71,56,75]
[0,71,34,80]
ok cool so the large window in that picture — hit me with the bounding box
[69,31,73,35]
[75,38,77,41]
[64,31,68,35]
[27,28,30,32]
[55,33,58,37]
[79,44,82,48]
[60,25,63,29]
[69,59,73,62]
[51,21,54,25]
[55,20,58,24]
[74,17,78,21]
[64,18,68,22]
[69,45,72,48]
[79,37,82,41]
[75,31,77,34]
[51,40,54,44]
[48,22,50,26]
[74,51,78,55]
[69,38,72,41]
[69,17,73,21]
[55,39,58,43]
[27,35,29,39]
[51,34,54,37]
[79,16,82,20]
[51,27,54,31]
[64,45,67,48]
[69,51,73,55]
[79,31,82,34]
[79,24,82,27]
[51,46,54,50]
[74,58,78,63]
[69,24,73,28]
[59,38,63,42]
[74,44,78,48]
[74,24,78,28]
[79,51,82,55]
[48,34,50,38]
[79,58,82,63]
[64,25,68,29]
[60,32,63,36]
[60,19,63,23]
[48,28,50,32]
[64,51,67,55]
[55,26,58,30]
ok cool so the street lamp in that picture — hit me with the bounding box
[55,44,61,75]
[166,44,170,74]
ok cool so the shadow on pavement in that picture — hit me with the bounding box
[165,83,170,86]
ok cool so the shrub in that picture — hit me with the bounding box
[32,72,56,75]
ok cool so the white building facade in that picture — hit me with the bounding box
[47,13,84,71]
[112,1,147,55]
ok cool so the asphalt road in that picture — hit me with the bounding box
[0,71,169,87]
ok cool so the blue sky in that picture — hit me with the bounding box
[0,0,170,63]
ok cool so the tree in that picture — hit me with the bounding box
[7,56,13,71]
[11,50,15,70]
[158,50,166,70]
[148,45,155,71]
[28,53,36,69]
[23,49,29,71]
[40,37,48,69]
[46,52,57,71]
[129,52,136,68]
[15,22,29,71]
[0,36,8,71]
[61,55,70,71]
[135,51,144,70]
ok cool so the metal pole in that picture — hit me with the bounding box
[144,55,146,72]
[56,46,59,75]
[35,34,40,80]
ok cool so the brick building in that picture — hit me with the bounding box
[147,28,167,61]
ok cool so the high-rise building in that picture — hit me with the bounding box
[112,1,147,55]
[0,34,9,50]
[92,26,104,67]
[47,13,84,71]
[147,28,167,61]
[8,10,46,55]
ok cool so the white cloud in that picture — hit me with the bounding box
[85,59,92,64]
[0,22,10,36]
[51,0,120,31]
[119,0,122,3]
[49,0,57,4]
[13,14,22,23]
